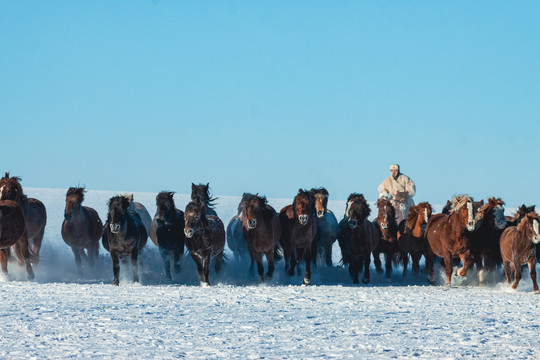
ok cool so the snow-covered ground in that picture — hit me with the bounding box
[0,188,538,359]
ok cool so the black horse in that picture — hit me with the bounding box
[310,187,338,267]
[102,196,148,285]
[184,201,225,285]
[149,191,185,281]
[191,183,218,217]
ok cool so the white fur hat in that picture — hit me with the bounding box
[390,164,399,171]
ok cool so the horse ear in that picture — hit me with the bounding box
[129,194,134,202]
[205,183,209,189]
[192,183,196,190]
[530,205,536,212]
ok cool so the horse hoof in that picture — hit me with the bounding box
[27,273,35,281]
[112,280,119,286]
[303,277,311,286]
[362,278,370,284]
[376,268,383,275]
[287,270,294,277]
[265,273,273,281]
[534,289,540,294]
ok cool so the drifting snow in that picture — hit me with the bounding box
[0,188,538,359]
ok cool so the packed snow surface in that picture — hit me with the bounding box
[0,188,538,359]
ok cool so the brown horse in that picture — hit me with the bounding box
[0,173,47,263]
[184,201,225,285]
[470,197,507,284]
[61,187,103,271]
[0,200,34,279]
[425,195,477,285]
[397,202,433,277]
[504,205,538,261]
[279,189,317,285]
[500,212,540,292]
[338,193,379,284]
[309,187,338,267]
[240,194,280,283]
[372,197,399,278]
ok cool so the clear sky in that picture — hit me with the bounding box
[1,1,538,207]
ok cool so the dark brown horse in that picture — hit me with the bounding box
[184,201,225,285]
[149,192,185,280]
[470,197,507,284]
[397,202,433,277]
[504,205,538,261]
[226,193,252,264]
[191,183,218,217]
[0,173,47,263]
[102,196,148,285]
[500,212,540,292]
[240,194,280,283]
[372,197,399,278]
[61,187,103,271]
[0,200,34,279]
[425,195,477,285]
[338,193,379,284]
[279,189,316,285]
[309,187,338,267]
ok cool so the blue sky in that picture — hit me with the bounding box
[1,1,538,207]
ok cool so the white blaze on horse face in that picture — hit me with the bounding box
[346,201,353,219]
[424,208,429,224]
[533,220,540,244]
[466,202,475,231]
[0,186,4,200]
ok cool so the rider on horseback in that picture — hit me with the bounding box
[377,164,416,223]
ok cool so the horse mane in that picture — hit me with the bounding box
[1,172,28,201]
[347,193,365,203]
[66,187,86,201]
[238,192,255,214]
[517,212,540,233]
[156,191,176,209]
[108,195,129,212]
[351,195,371,218]
[244,193,268,206]
[191,183,218,209]
[406,202,433,227]
[309,187,329,196]
[3,172,22,182]
[450,195,473,213]
[477,197,504,217]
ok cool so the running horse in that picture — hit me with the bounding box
[309,187,338,267]
[0,173,47,263]
[372,197,399,278]
[500,212,540,293]
[397,202,433,277]
[0,200,34,279]
[337,193,379,284]
[425,195,477,285]
[226,193,252,264]
[61,187,103,271]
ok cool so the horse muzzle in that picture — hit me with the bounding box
[495,219,507,230]
[298,215,309,225]
[247,219,257,230]
[380,222,388,230]
[317,211,325,218]
[467,221,476,232]
[184,228,194,238]
[110,223,121,234]
[533,235,540,245]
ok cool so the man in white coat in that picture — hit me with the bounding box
[377,164,416,223]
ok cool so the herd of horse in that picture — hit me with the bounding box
[0,173,539,292]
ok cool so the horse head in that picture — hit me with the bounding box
[0,172,23,202]
[519,213,540,244]
[293,189,312,226]
[345,193,370,229]
[476,197,507,230]
[310,187,329,219]
[64,187,86,221]
[184,201,207,239]
[156,191,176,218]
[452,195,476,232]
[107,195,130,234]
[191,182,217,209]
[408,202,433,238]
[241,194,267,230]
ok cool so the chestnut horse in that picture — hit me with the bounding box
[184,201,225,285]
[0,173,47,263]
[240,194,280,283]
[0,200,34,279]
[102,196,148,285]
[309,187,338,267]
[372,197,399,278]
[500,212,540,292]
[338,193,379,284]
[470,197,507,284]
[191,183,218,217]
[149,192,185,280]
[397,202,433,277]
[504,205,538,261]
[226,193,252,264]
[279,189,317,285]
[61,187,102,271]
[425,195,477,285]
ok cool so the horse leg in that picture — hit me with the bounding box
[325,244,333,267]
[202,254,210,285]
[295,247,306,277]
[252,252,264,283]
[503,261,512,284]
[411,253,421,277]
[401,251,409,278]
[87,244,97,269]
[0,249,7,274]
[265,249,275,280]
[425,247,435,284]
[351,260,359,284]
[72,247,83,272]
[130,250,139,283]
[159,247,172,280]
[456,250,473,277]
[288,247,297,277]
[303,248,312,285]
[373,251,383,274]
[29,227,45,265]
[214,252,224,274]
[14,232,34,280]
[362,255,371,284]
[528,259,538,293]
[443,253,453,286]
[190,253,205,283]
[111,251,120,286]
[384,252,392,278]
[311,237,318,268]
[511,261,522,289]
[283,245,291,272]
[173,249,182,274]
[475,255,485,286]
